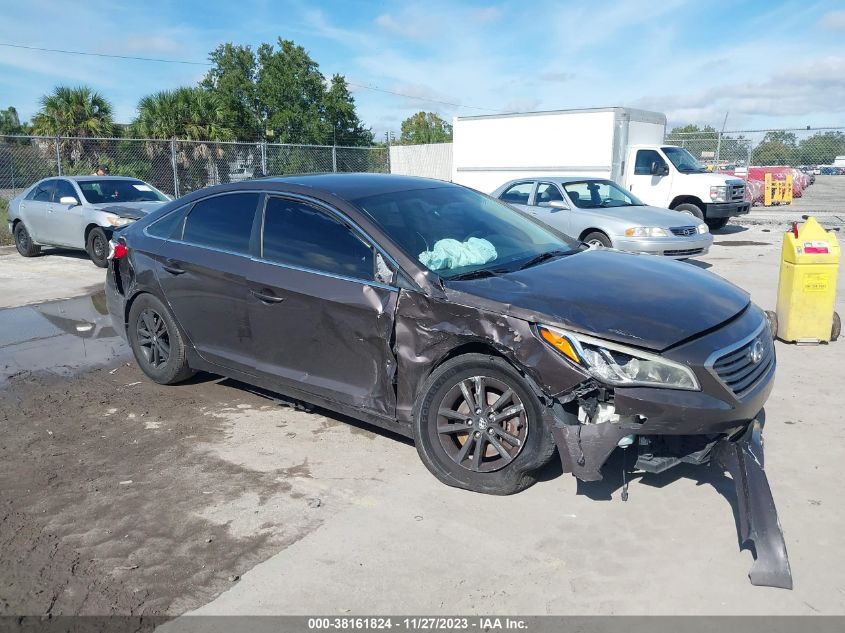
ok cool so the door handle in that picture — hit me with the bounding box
[162,259,185,275]
[251,288,285,304]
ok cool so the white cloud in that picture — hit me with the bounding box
[819,9,845,30]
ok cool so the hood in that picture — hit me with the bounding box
[583,204,700,228]
[446,249,749,351]
[94,201,166,219]
[678,171,745,187]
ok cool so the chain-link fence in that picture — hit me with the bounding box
[0,135,390,200]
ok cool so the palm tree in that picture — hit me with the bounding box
[134,88,235,190]
[31,86,115,168]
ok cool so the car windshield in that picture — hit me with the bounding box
[561,180,644,209]
[662,146,708,173]
[353,186,580,279]
[78,179,169,204]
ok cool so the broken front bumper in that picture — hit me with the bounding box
[550,418,792,590]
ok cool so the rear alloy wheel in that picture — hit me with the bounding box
[13,223,41,257]
[706,217,729,231]
[583,231,612,248]
[414,354,557,495]
[86,227,109,268]
[128,294,194,384]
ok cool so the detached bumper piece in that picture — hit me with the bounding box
[713,421,793,589]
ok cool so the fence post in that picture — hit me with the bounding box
[714,131,723,170]
[332,145,337,172]
[170,138,180,198]
[260,141,267,176]
[55,136,62,176]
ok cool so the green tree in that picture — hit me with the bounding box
[256,39,326,144]
[753,131,797,166]
[31,86,114,138]
[0,107,28,135]
[793,131,845,166]
[399,112,452,144]
[201,43,260,140]
[323,74,373,147]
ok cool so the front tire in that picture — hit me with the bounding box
[706,217,729,231]
[674,202,704,221]
[86,227,109,268]
[582,231,612,248]
[14,223,41,257]
[413,354,557,495]
[128,294,194,385]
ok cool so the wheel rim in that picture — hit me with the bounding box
[92,234,106,259]
[436,375,528,473]
[136,308,171,368]
[16,228,28,251]
[587,238,604,247]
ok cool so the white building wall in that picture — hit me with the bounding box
[389,143,453,181]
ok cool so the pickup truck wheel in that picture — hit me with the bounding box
[706,217,729,231]
[413,353,557,495]
[674,202,704,221]
[14,223,41,257]
[86,227,109,268]
[583,231,612,248]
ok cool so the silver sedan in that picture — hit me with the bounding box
[7,176,170,267]
[491,177,713,259]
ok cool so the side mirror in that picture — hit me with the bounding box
[545,200,569,211]
[374,252,396,286]
[59,196,79,206]
[650,162,670,177]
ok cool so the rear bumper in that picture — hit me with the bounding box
[105,263,128,342]
[613,234,713,258]
[705,201,751,218]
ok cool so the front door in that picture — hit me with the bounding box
[246,195,398,417]
[156,191,261,374]
[626,148,674,207]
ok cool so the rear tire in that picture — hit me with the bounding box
[413,353,557,495]
[582,231,612,248]
[674,202,705,221]
[832,312,841,342]
[128,294,194,385]
[13,223,41,257]
[86,227,109,268]
[706,217,729,231]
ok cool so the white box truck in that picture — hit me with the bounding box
[452,107,750,229]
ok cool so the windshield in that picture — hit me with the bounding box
[78,179,169,204]
[353,186,579,279]
[661,146,708,173]
[561,180,644,209]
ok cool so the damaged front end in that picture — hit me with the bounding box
[549,384,793,590]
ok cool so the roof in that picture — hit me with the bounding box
[56,175,145,182]
[258,173,455,200]
[500,175,617,186]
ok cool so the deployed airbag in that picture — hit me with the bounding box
[419,238,497,271]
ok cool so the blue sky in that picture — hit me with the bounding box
[1,0,844,138]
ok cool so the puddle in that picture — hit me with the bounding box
[0,291,130,382]
[714,240,771,247]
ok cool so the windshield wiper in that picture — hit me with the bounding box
[518,250,571,270]
[447,267,508,281]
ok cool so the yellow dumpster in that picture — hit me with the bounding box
[775,217,841,343]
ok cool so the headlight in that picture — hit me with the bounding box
[105,214,134,227]
[624,227,668,237]
[537,325,700,390]
[710,186,727,202]
[697,223,709,234]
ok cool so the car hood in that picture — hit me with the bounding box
[580,204,699,228]
[93,201,167,219]
[445,249,750,351]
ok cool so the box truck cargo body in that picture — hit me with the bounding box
[452,107,750,229]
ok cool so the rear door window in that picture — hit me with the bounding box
[27,180,56,202]
[261,197,374,281]
[182,193,259,254]
[499,182,534,205]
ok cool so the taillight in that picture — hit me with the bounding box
[108,240,127,260]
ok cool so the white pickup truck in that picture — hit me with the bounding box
[452,107,750,229]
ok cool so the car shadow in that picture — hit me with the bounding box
[40,248,95,261]
[685,259,712,270]
[714,224,748,235]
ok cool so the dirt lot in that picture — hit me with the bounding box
[1,220,844,618]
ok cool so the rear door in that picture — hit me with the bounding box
[497,181,536,213]
[527,182,572,235]
[43,179,87,247]
[246,195,399,417]
[21,179,56,243]
[156,191,261,374]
